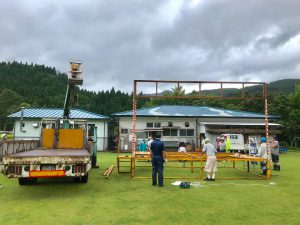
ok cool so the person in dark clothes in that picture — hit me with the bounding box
[150,134,165,187]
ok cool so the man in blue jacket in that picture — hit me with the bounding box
[150,134,165,187]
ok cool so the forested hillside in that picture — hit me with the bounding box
[0,61,299,143]
[0,61,134,130]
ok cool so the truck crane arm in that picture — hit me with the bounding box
[63,61,83,119]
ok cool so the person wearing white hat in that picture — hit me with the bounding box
[202,138,217,181]
[178,141,186,153]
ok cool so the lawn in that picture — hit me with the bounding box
[1,152,300,225]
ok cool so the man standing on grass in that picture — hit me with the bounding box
[150,134,165,187]
[202,139,217,181]
[271,137,280,171]
[256,137,268,175]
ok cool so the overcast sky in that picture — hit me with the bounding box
[0,0,300,93]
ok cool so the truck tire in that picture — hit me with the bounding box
[80,173,89,183]
[18,178,37,185]
[73,177,81,183]
[18,178,29,185]
[28,178,38,184]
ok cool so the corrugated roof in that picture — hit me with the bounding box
[201,122,281,126]
[8,108,109,120]
[113,105,279,119]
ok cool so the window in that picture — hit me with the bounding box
[163,128,178,136]
[171,129,178,136]
[22,122,25,128]
[230,134,238,139]
[187,129,194,136]
[146,123,153,128]
[180,129,194,137]
[168,122,173,127]
[185,122,189,127]
[163,129,170,136]
[154,123,161,128]
[136,132,147,139]
[121,129,128,134]
[147,122,161,128]
[180,129,186,136]
[88,124,95,136]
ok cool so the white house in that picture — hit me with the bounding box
[8,108,109,151]
[113,105,281,151]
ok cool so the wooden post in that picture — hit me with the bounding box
[190,161,194,173]
[116,158,119,176]
[131,157,135,177]
[200,160,203,179]
[266,160,271,179]
[117,128,121,156]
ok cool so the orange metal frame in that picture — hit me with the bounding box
[119,80,270,179]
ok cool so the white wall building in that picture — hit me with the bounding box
[8,108,109,151]
[113,105,281,151]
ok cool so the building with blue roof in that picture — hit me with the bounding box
[8,108,109,151]
[113,105,281,151]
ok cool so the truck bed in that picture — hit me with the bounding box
[7,149,91,157]
[3,148,91,165]
[3,148,92,180]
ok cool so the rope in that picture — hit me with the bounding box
[264,98,270,158]
[131,98,137,156]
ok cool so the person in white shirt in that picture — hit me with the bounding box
[270,137,280,171]
[256,137,269,175]
[147,136,153,151]
[178,141,186,152]
[202,138,217,181]
[219,138,226,152]
[178,146,186,153]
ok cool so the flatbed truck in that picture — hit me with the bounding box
[1,61,94,185]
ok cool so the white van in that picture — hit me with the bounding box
[223,134,245,151]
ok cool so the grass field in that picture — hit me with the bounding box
[1,152,300,225]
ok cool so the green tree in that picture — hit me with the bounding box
[285,84,300,142]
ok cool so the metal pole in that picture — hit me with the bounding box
[242,83,245,98]
[103,122,105,151]
[221,83,223,97]
[199,83,201,96]
[20,107,25,132]
[195,118,198,149]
